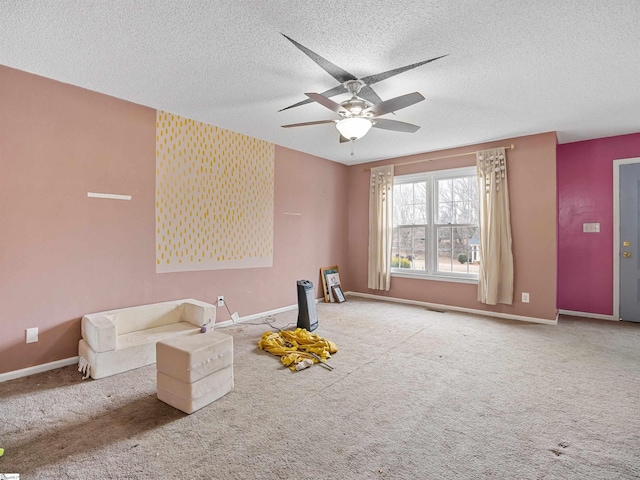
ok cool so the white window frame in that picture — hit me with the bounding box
[391,166,479,284]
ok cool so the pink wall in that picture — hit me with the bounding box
[557,132,640,315]
[348,132,558,321]
[10,59,622,374]
[0,66,348,374]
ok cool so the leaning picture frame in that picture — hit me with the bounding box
[325,273,341,302]
[320,265,340,303]
[331,285,346,303]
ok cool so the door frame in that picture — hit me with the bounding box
[612,157,640,320]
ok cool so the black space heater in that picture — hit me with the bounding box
[296,280,318,331]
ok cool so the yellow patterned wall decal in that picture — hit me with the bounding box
[155,111,274,273]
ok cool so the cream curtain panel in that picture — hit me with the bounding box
[368,165,394,291]
[476,148,514,305]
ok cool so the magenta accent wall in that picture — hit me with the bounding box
[347,132,558,321]
[0,65,348,375]
[557,132,640,315]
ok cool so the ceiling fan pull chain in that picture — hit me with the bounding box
[351,140,355,159]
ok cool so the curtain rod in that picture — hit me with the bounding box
[362,144,515,172]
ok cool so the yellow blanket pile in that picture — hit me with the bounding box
[257,328,338,371]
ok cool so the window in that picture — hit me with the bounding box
[391,166,480,281]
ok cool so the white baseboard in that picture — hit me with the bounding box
[0,356,79,384]
[215,297,323,328]
[0,298,326,382]
[0,293,556,382]
[346,291,558,325]
[558,309,617,321]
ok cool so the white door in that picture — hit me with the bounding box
[619,163,640,322]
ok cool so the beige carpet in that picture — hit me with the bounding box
[1,297,639,479]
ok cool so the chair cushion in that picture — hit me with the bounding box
[78,322,200,379]
[157,365,233,414]
[156,331,233,383]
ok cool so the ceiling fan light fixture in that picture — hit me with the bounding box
[335,117,372,140]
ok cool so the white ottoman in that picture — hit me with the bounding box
[156,331,233,414]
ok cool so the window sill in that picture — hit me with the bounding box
[391,270,479,284]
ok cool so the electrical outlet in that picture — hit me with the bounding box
[26,327,38,343]
[217,296,224,307]
[522,292,530,303]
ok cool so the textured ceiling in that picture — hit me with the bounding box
[2,1,640,164]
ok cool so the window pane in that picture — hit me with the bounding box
[395,202,411,226]
[400,183,414,203]
[437,226,453,272]
[469,182,479,224]
[454,201,470,224]
[391,227,399,263]
[391,226,426,269]
[438,202,452,224]
[437,179,455,224]
[394,227,413,268]
[437,226,480,274]
[392,181,427,226]
[393,184,403,225]
[453,177,467,202]
[415,203,427,224]
[412,228,426,271]
[415,181,427,204]
[468,227,480,273]
[453,177,479,224]
[438,179,452,203]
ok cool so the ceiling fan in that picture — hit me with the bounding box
[279,34,447,142]
[282,79,425,142]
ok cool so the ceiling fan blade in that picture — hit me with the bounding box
[281,34,357,84]
[278,97,314,112]
[361,55,449,85]
[355,85,384,107]
[339,134,350,143]
[281,120,336,128]
[279,35,446,114]
[305,93,348,115]
[279,84,347,112]
[363,92,425,117]
[373,118,421,133]
[317,83,349,100]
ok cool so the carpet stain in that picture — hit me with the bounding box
[550,442,570,456]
